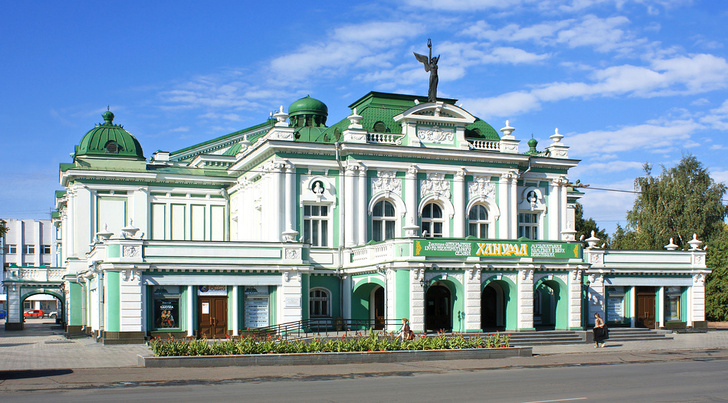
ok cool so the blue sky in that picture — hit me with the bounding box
[2,0,727,235]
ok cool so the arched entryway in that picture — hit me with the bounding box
[352,281,386,330]
[481,281,509,331]
[425,283,452,331]
[534,277,568,330]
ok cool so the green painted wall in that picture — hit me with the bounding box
[395,270,410,321]
[69,282,84,326]
[482,276,518,331]
[269,286,277,326]
[301,273,310,319]
[105,271,120,332]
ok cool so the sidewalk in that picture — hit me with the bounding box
[2,319,728,372]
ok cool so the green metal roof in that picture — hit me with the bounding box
[289,95,328,117]
[170,119,274,162]
[322,91,500,141]
[74,111,145,161]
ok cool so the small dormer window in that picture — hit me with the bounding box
[105,140,119,153]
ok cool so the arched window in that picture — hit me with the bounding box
[468,204,489,238]
[309,288,331,317]
[421,203,444,237]
[372,200,396,242]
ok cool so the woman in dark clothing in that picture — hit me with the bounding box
[593,312,607,348]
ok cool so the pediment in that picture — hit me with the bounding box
[393,101,476,126]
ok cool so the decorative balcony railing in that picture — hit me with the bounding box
[5,267,66,282]
[467,139,501,150]
[367,133,404,144]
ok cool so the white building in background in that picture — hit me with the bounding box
[1,219,60,312]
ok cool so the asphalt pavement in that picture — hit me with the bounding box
[2,318,728,393]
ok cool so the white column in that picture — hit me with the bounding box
[453,169,466,238]
[549,181,561,241]
[630,286,636,327]
[280,271,302,323]
[357,167,367,245]
[518,269,535,330]
[410,267,426,332]
[588,275,605,325]
[691,274,706,324]
[120,270,143,332]
[268,163,284,242]
[342,276,352,319]
[568,270,583,329]
[509,173,518,239]
[464,267,481,331]
[344,165,356,247]
[658,286,665,328]
[405,165,418,233]
[283,163,298,239]
[232,286,239,336]
[131,187,150,239]
[187,285,194,337]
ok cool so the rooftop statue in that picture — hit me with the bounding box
[413,39,440,103]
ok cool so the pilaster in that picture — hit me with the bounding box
[410,267,426,332]
[464,267,482,331]
[518,268,535,330]
[453,169,466,238]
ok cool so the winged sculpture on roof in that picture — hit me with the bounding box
[413,39,440,103]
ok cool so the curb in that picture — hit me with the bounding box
[138,346,532,368]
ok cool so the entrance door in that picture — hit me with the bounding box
[481,286,498,329]
[373,287,385,330]
[636,287,656,328]
[199,296,228,338]
[425,284,452,331]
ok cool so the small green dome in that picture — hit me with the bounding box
[525,137,539,155]
[289,95,328,117]
[74,111,145,160]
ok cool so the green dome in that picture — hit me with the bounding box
[525,137,539,155]
[289,95,328,117]
[74,111,145,160]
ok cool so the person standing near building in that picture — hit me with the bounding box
[593,312,607,347]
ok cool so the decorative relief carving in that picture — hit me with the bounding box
[693,273,706,285]
[421,173,451,199]
[521,269,534,281]
[285,248,300,260]
[416,125,455,144]
[122,245,139,258]
[372,170,402,196]
[121,269,141,282]
[469,176,496,200]
[571,270,582,281]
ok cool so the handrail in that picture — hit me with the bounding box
[243,318,404,340]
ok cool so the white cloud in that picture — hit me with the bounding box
[462,54,728,118]
[577,177,637,234]
[700,99,728,131]
[567,120,701,157]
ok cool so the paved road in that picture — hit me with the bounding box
[3,318,728,400]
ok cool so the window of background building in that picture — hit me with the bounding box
[664,286,682,322]
[468,205,489,238]
[303,205,329,247]
[42,245,51,254]
[309,288,331,317]
[421,203,444,237]
[23,245,35,254]
[4,244,17,254]
[518,213,539,240]
[372,200,396,242]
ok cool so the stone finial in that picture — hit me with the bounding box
[585,230,601,249]
[550,128,563,144]
[273,106,289,127]
[688,233,703,251]
[347,108,363,129]
[500,120,515,139]
[665,238,678,251]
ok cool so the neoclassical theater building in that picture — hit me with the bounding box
[3,91,709,342]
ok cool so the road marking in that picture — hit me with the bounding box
[522,398,588,403]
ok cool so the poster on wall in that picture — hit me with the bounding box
[154,299,179,329]
[244,298,269,328]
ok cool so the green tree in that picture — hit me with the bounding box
[618,155,727,250]
[574,202,609,243]
[706,225,728,321]
[0,219,7,240]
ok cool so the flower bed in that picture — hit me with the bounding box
[150,331,510,357]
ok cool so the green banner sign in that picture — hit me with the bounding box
[413,239,582,259]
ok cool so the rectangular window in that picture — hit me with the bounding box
[24,245,35,254]
[303,205,329,247]
[42,245,51,254]
[5,244,17,254]
[664,287,682,322]
[518,213,539,240]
